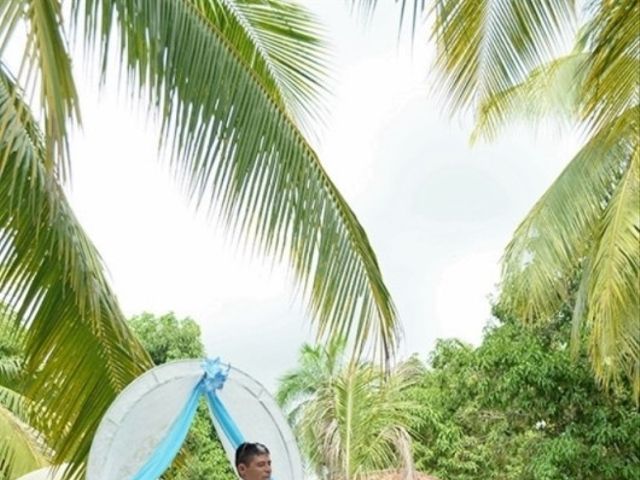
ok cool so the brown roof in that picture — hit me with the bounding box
[356,470,439,480]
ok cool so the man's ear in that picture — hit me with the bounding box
[238,464,247,475]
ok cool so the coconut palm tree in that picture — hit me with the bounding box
[0,1,399,476]
[358,0,639,396]
[277,340,423,479]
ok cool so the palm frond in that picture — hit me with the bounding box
[11,0,81,179]
[500,106,639,392]
[586,144,640,395]
[277,339,348,428]
[73,0,398,361]
[323,363,419,476]
[0,404,49,479]
[456,0,640,398]
[0,64,151,478]
[349,0,427,36]
[432,0,576,112]
[472,52,588,142]
[74,0,330,134]
[501,106,638,323]
[581,0,640,133]
[198,0,331,133]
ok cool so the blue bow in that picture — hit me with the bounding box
[201,357,229,393]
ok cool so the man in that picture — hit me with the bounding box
[235,442,272,480]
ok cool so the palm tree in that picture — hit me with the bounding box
[0,1,399,476]
[277,340,423,479]
[358,0,639,397]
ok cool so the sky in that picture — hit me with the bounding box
[59,0,583,392]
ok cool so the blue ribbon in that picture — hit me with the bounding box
[130,358,247,479]
[202,358,245,447]
[131,379,202,480]
[205,389,245,448]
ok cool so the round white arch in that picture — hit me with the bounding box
[87,360,303,479]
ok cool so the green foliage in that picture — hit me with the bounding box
[127,312,236,480]
[362,0,640,397]
[0,1,397,474]
[165,412,236,480]
[0,308,49,479]
[72,0,399,361]
[128,312,205,365]
[0,406,48,480]
[278,339,423,479]
[430,0,640,394]
[0,63,152,479]
[410,312,640,480]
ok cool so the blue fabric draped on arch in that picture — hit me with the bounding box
[131,358,245,480]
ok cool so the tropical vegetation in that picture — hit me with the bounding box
[0,1,397,476]
[0,0,638,477]
[279,307,640,479]
[409,306,640,480]
[277,340,423,479]
[367,0,640,396]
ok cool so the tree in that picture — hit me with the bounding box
[128,312,236,480]
[409,309,640,480]
[357,0,639,396]
[128,312,206,365]
[0,1,398,475]
[277,340,423,479]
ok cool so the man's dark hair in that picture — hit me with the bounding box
[235,442,270,466]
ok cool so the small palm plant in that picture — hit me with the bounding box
[277,340,424,479]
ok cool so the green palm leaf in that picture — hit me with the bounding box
[349,0,426,36]
[73,0,398,360]
[2,0,81,179]
[432,0,576,111]
[354,0,639,396]
[581,0,640,132]
[453,0,640,394]
[500,106,639,394]
[76,0,330,134]
[277,339,347,427]
[0,404,49,479]
[586,146,639,395]
[200,0,331,132]
[0,64,151,478]
[471,52,587,142]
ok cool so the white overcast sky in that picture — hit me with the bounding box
[56,0,583,391]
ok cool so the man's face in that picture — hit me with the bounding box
[237,453,272,480]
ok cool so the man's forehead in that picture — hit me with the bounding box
[250,453,271,463]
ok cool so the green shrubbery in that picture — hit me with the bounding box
[409,310,639,480]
